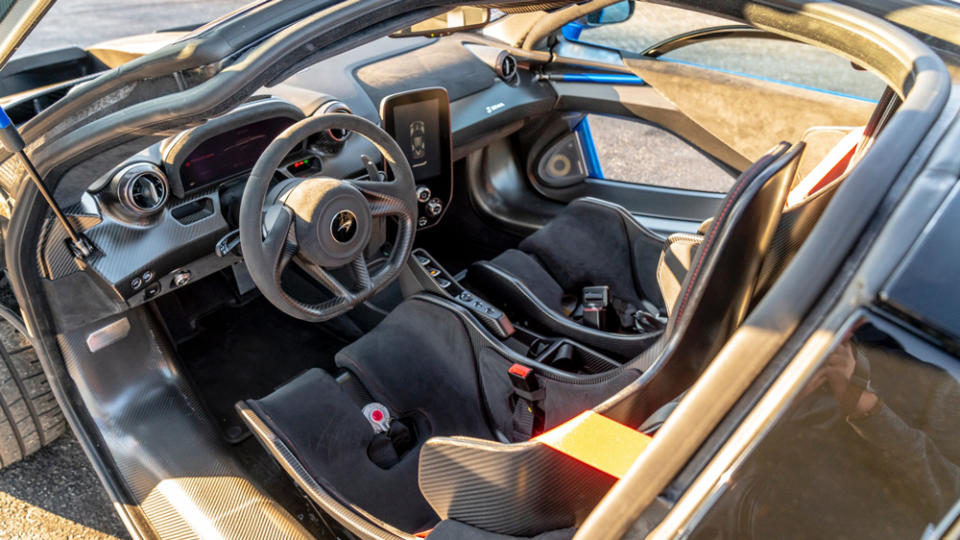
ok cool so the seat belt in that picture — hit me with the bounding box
[508,363,545,440]
[535,411,652,479]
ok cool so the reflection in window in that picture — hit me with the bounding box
[692,317,960,539]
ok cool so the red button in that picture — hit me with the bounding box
[371,410,383,422]
[509,363,532,377]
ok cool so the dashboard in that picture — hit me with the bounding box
[37,35,558,311]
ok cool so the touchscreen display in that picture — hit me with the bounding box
[392,98,441,181]
[180,117,294,193]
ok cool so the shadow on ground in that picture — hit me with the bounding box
[0,433,127,539]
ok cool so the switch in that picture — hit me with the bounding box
[172,270,192,288]
[144,283,160,300]
[416,186,432,203]
[426,198,443,217]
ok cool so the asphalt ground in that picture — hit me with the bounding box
[0,2,885,539]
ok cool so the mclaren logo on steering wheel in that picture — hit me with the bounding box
[331,210,358,244]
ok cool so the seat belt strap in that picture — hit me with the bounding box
[535,411,652,479]
[508,363,544,440]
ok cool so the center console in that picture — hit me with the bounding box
[400,248,514,339]
[400,248,622,375]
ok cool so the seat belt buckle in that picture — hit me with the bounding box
[633,310,666,332]
[582,285,610,330]
[508,363,537,393]
[508,363,544,439]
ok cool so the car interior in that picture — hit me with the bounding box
[5,1,914,538]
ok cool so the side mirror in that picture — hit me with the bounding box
[584,1,634,26]
[391,7,491,38]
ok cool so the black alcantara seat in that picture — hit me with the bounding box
[468,136,849,360]
[240,141,804,538]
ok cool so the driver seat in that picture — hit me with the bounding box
[238,141,803,537]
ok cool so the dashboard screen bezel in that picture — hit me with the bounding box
[162,98,305,199]
[379,87,452,192]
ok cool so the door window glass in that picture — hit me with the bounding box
[690,316,960,539]
[582,114,734,192]
[571,3,885,100]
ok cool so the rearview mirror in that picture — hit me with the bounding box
[391,7,491,38]
[585,1,634,26]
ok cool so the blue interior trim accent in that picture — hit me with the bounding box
[0,108,10,129]
[561,21,584,41]
[559,73,645,85]
[575,117,604,179]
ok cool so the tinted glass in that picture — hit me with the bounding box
[584,114,734,192]
[691,316,960,539]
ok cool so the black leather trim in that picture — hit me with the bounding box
[469,261,662,358]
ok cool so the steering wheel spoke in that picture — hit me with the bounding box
[349,253,373,291]
[262,204,296,277]
[298,261,354,299]
[350,178,409,217]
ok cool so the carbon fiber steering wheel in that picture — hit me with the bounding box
[239,113,417,321]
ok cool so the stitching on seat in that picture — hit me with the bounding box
[674,152,778,322]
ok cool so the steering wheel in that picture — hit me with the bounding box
[239,113,417,321]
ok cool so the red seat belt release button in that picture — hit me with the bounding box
[508,363,536,392]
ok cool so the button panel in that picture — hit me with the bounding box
[411,248,514,339]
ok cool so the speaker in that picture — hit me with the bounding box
[536,131,588,188]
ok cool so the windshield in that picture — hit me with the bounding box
[13,0,250,59]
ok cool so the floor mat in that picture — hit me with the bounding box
[177,297,349,441]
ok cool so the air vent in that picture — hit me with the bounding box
[114,163,169,217]
[318,100,353,142]
[498,53,518,82]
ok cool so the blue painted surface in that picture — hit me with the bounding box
[558,73,645,85]
[575,117,604,179]
[0,108,10,129]
[561,21,584,41]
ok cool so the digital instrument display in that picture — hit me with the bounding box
[380,88,451,185]
[393,99,442,181]
[180,117,295,193]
